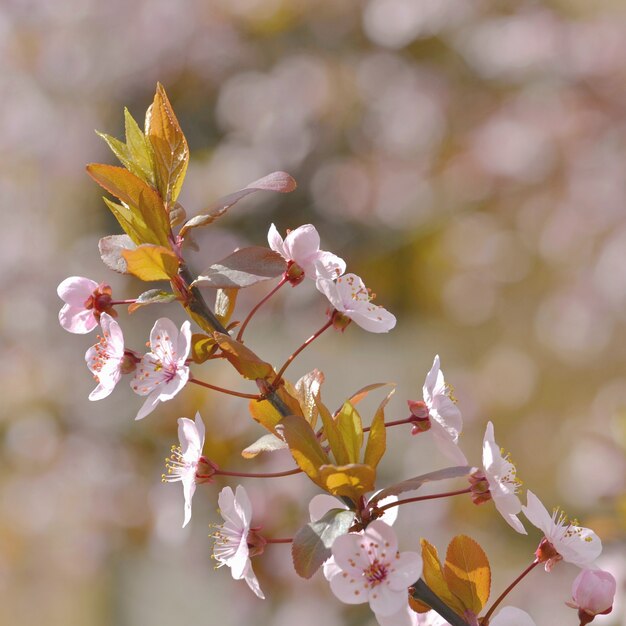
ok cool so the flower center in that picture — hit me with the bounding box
[88,334,113,378]
[162,445,194,483]
[363,558,389,587]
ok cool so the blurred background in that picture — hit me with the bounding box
[1,0,625,624]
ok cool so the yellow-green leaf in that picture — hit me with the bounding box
[124,108,155,186]
[276,415,330,489]
[249,398,283,434]
[102,197,144,245]
[87,164,170,246]
[318,463,375,502]
[443,535,491,615]
[315,395,350,466]
[420,539,466,616]
[121,245,180,281]
[190,333,217,364]
[364,389,393,469]
[334,401,363,464]
[294,370,324,430]
[147,83,189,205]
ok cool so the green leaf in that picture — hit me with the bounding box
[128,289,176,313]
[364,389,393,470]
[213,332,274,380]
[334,401,363,465]
[292,509,355,579]
[443,535,491,616]
[241,433,288,459]
[87,164,171,246]
[179,171,297,238]
[121,245,180,281]
[368,466,472,506]
[276,415,330,489]
[194,247,286,289]
[147,83,189,205]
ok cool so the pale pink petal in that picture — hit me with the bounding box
[332,533,373,574]
[493,498,527,535]
[135,391,162,421]
[571,568,616,615]
[369,583,407,617]
[315,250,346,279]
[346,305,397,333]
[387,552,423,591]
[316,276,343,310]
[556,526,602,567]
[283,224,320,264]
[422,355,442,405]
[178,416,204,460]
[375,605,419,626]
[267,223,286,256]
[329,569,369,605]
[323,556,342,581]
[242,561,265,599]
[362,520,399,557]
[182,475,196,528]
[233,485,253,526]
[157,368,190,400]
[57,276,98,305]
[177,320,192,361]
[59,305,98,334]
[521,491,553,536]
[150,318,179,361]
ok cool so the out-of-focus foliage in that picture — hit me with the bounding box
[1,1,625,625]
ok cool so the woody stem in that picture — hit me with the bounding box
[375,488,472,514]
[215,468,302,478]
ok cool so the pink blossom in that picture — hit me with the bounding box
[85,313,126,400]
[410,356,467,465]
[478,421,526,534]
[212,485,264,599]
[131,318,191,420]
[522,491,602,571]
[268,223,346,281]
[58,276,116,333]
[316,272,396,333]
[162,412,215,528]
[327,520,422,617]
[566,568,616,621]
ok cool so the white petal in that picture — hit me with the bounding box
[521,491,552,536]
[182,475,196,528]
[422,355,442,404]
[323,556,342,581]
[316,275,343,310]
[332,533,374,574]
[149,318,179,361]
[283,224,320,266]
[233,485,253,526]
[177,320,192,362]
[347,304,397,333]
[217,487,240,527]
[135,391,161,420]
[388,551,423,591]
[369,584,407,617]
[314,251,346,280]
[156,367,190,400]
[374,604,418,626]
[59,305,97,334]
[429,420,468,465]
[243,561,265,599]
[267,223,286,257]
[329,568,369,605]
[177,417,203,460]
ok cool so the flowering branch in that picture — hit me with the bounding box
[374,487,472,515]
[189,376,263,400]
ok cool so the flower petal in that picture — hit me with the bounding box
[243,561,265,599]
[267,223,286,257]
[369,583,408,617]
[387,551,423,591]
[283,224,320,265]
[135,391,162,420]
[57,276,98,305]
[490,606,537,626]
[59,305,97,334]
[328,568,369,605]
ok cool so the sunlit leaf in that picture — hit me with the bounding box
[368,466,472,506]
[98,234,136,274]
[294,370,325,430]
[334,401,363,465]
[123,108,155,186]
[420,539,465,616]
[348,382,394,406]
[146,83,189,205]
[315,395,350,466]
[87,164,171,246]
[443,535,491,616]
[179,171,297,238]
[194,247,286,289]
[292,509,355,579]
[215,288,238,325]
[319,463,376,502]
[276,415,330,488]
[241,433,288,458]
[364,389,394,470]
[190,333,217,364]
[213,332,274,380]
[121,245,180,281]
[128,289,176,313]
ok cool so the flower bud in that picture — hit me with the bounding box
[566,568,616,624]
